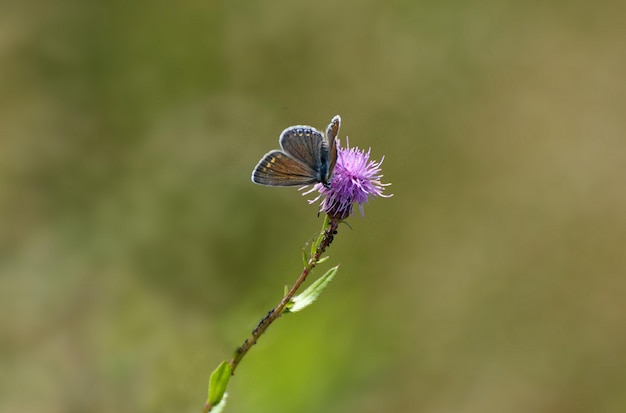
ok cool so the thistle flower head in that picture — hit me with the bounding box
[304,139,392,220]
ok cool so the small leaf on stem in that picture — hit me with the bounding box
[310,214,331,257]
[207,361,231,408]
[301,248,309,268]
[210,393,228,413]
[287,265,339,313]
[316,256,330,265]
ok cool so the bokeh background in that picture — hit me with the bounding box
[2,1,626,412]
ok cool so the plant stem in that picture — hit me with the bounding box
[227,215,339,375]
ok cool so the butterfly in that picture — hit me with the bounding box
[251,115,340,188]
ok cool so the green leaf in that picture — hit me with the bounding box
[316,256,330,265]
[310,235,321,259]
[301,248,309,268]
[287,265,339,313]
[310,214,331,257]
[210,393,228,413]
[207,361,231,407]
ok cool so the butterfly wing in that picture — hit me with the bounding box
[279,126,325,180]
[251,150,320,186]
[324,115,341,185]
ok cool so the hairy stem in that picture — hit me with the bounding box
[202,215,340,413]
[228,215,339,374]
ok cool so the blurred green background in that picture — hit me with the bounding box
[2,1,625,412]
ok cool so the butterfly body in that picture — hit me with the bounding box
[252,116,340,188]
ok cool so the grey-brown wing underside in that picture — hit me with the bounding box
[251,150,319,186]
[279,126,325,177]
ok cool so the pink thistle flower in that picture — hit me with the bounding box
[304,139,392,220]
